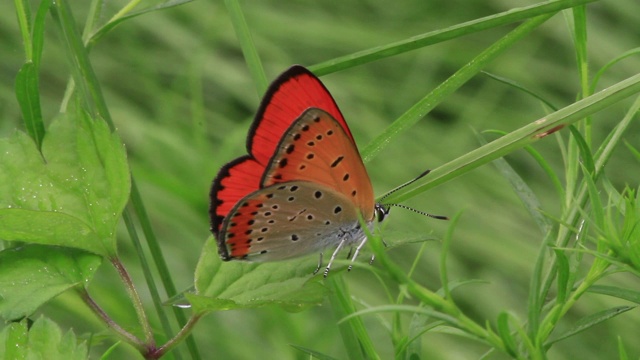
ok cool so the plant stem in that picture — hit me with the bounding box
[79,288,146,350]
[147,314,204,359]
[110,257,155,347]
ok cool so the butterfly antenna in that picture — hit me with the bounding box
[386,203,448,220]
[379,169,431,202]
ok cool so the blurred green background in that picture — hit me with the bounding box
[2,0,640,358]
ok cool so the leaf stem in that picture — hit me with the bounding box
[79,288,146,350]
[147,314,204,359]
[110,257,155,347]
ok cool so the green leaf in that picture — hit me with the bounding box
[588,285,640,304]
[496,312,518,357]
[0,112,130,256]
[0,245,101,320]
[547,306,635,346]
[290,344,341,360]
[0,320,28,360]
[553,248,570,303]
[191,236,327,313]
[88,0,195,47]
[15,62,44,150]
[0,317,87,360]
[478,131,551,234]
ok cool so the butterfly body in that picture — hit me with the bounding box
[210,66,387,273]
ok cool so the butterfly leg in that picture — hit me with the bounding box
[347,236,369,272]
[346,247,354,259]
[313,253,324,275]
[324,237,347,278]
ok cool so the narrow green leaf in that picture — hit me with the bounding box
[340,305,459,326]
[88,0,195,47]
[440,211,462,298]
[483,72,558,111]
[527,234,550,338]
[496,312,518,357]
[290,345,341,360]
[15,62,44,150]
[588,285,640,304]
[31,0,52,68]
[591,48,640,93]
[552,248,570,303]
[0,245,101,320]
[364,14,554,166]
[224,0,267,94]
[479,132,551,234]
[568,125,595,175]
[311,0,600,75]
[547,306,635,345]
[14,0,32,61]
[327,275,377,360]
[380,74,640,205]
[617,336,629,360]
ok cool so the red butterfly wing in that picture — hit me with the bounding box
[210,65,357,236]
[248,65,354,164]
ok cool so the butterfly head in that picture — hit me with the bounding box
[374,203,390,223]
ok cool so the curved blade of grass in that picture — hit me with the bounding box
[88,0,195,47]
[546,306,635,346]
[224,0,267,94]
[326,276,378,360]
[310,0,600,75]
[483,72,559,111]
[365,13,553,170]
[478,130,552,234]
[591,47,640,93]
[290,345,340,360]
[380,74,640,205]
[340,305,459,326]
[588,285,640,304]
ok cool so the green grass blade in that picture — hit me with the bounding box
[364,14,553,167]
[379,74,640,205]
[327,276,379,360]
[310,0,600,75]
[546,306,635,346]
[591,47,640,93]
[224,0,267,95]
[479,131,552,234]
[88,0,195,47]
[588,285,640,304]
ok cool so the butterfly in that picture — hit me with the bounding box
[209,65,389,276]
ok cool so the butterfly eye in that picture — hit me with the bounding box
[375,204,390,223]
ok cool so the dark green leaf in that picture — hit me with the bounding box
[553,248,570,303]
[15,62,44,150]
[0,245,101,320]
[496,312,518,357]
